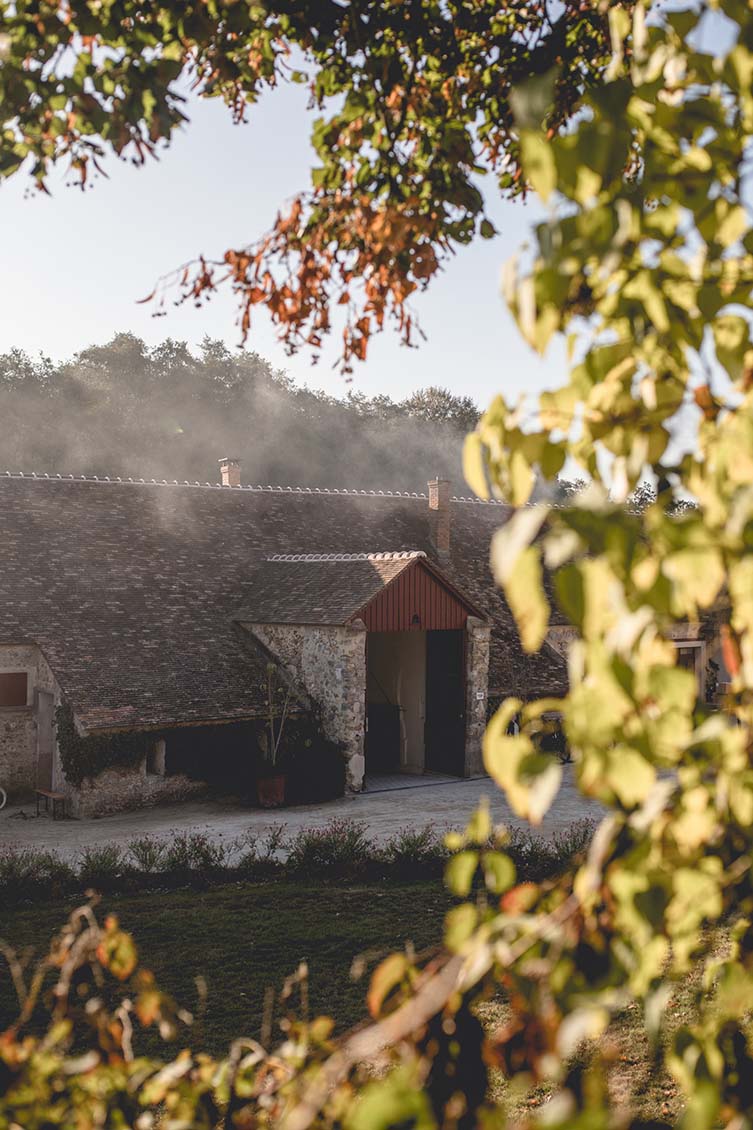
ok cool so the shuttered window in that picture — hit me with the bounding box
[0,672,28,707]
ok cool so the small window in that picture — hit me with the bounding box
[0,672,28,707]
[676,645,701,675]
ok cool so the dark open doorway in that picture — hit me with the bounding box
[366,628,466,779]
[165,721,259,793]
[425,630,466,775]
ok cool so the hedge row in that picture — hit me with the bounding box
[0,817,596,905]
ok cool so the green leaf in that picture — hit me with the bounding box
[510,71,557,130]
[484,707,562,823]
[663,546,725,612]
[444,903,478,952]
[483,851,516,894]
[491,537,549,653]
[509,449,535,506]
[730,556,753,635]
[716,203,749,248]
[622,270,670,333]
[462,432,490,499]
[604,746,656,808]
[465,800,492,845]
[712,314,751,382]
[347,1066,435,1130]
[519,131,557,202]
[445,850,479,897]
[645,202,679,238]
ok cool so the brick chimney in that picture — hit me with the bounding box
[428,477,451,555]
[219,457,242,488]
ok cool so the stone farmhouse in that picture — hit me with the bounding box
[0,463,726,816]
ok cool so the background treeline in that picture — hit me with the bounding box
[0,333,481,490]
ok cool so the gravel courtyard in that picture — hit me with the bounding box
[0,767,602,862]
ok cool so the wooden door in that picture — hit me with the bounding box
[425,630,466,775]
[35,690,55,789]
[365,703,401,774]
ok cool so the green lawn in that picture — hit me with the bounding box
[0,878,453,1055]
[1,878,715,1123]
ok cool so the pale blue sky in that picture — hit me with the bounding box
[0,81,565,409]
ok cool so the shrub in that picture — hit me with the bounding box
[163,830,228,872]
[35,850,75,888]
[379,824,448,873]
[126,835,168,873]
[259,823,288,861]
[550,818,596,860]
[506,819,595,883]
[77,843,126,888]
[286,818,373,874]
[0,819,596,904]
[0,847,73,895]
[233,824,288,874]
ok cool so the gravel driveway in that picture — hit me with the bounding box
[0,767,602,863]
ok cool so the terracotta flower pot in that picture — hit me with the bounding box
[257,773,286,809]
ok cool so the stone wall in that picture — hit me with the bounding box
[0,709,36,799]
[249,621,367,790]
[464,617,491,777]
[0,644,62,800]
[70,757,206,819]
[546,625,578,660]
[665,621,705,641]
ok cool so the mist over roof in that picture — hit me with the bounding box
[0,475,567,730]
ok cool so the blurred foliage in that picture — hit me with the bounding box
[0,0,615,367]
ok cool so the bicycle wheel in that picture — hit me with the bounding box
[0,788,6,811]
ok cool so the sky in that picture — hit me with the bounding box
[0,79,566,410]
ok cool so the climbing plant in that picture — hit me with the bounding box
[5,3,753,1130]
[56,701,149,786]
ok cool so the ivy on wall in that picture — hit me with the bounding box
[56,701,150,787]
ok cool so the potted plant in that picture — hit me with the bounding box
[257,664,292,808]
[281,712,346,805]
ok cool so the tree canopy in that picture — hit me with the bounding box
[0,332,478,488]
[0,0,616,367]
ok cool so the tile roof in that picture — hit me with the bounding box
[237,551,488,626]
[0,474,567,731]
[238,554,424,625]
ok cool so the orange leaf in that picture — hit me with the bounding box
[97,921,137,981]
[367,953,408,1018]
[501,883,538,915]
[721,625,741,678]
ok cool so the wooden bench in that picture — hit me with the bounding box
[35,788,66,820]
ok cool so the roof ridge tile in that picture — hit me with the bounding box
[266,551,426,563]
[0,471,506,506]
